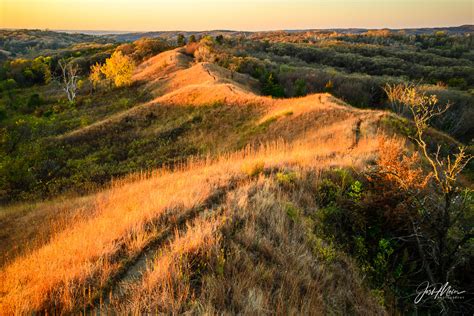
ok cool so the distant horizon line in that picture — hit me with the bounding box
[1,24,472,35]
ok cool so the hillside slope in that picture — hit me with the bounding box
[0,48,390,314]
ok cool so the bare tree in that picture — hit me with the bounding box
[58,59,79,103]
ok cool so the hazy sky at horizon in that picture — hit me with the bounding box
[1,0,473,31]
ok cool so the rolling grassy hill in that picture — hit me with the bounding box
[2,45,468,314]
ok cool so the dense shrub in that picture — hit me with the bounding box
[0,56,51,87]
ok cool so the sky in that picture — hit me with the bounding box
[1,0,473,32]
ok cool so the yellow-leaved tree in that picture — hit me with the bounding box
[89,62,104,89]
[89,51,135,88]
[102,51,135,87]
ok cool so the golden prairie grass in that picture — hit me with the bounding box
[133,48,258,100]
[0,48,390,314]
[114,217,221,313]
[111,176,385,314]
[0,195,96,267]
[0,127,383,313]
[132,48,192,84]
[0,163,228,313]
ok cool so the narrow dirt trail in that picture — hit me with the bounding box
[206,68,217,81]
[88,180,238,314]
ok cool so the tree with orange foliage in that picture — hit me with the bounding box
[380,83,472,313]
[377,137,431,192]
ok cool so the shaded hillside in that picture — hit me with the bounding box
[0,29,112,58]
[107,30,252,43]
[106,25,474,43]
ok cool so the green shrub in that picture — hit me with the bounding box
[333,168,353,191]
[285,202,300,221]
[0,106,6,121]
[317,179,339,206]
[312,237,338,262]
[371,289,386,307]
[276,171,297,186]
[27,93,43,110]
[348,180,363,201]
[372,239,394,285]
[0,78,17,91]
[294,78,307,96]
[261,72,285,97]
